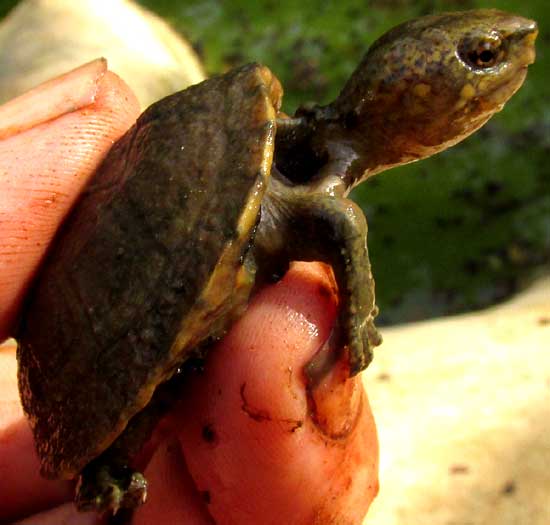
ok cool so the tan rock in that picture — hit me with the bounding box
[0,0,206,108]
[365,276,550,525]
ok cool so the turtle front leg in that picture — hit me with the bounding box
[257,190,381,375]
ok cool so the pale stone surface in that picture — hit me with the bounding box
[0,0,206,108]
[364,276,550,525]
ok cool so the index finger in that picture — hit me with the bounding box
[0,59,140,339]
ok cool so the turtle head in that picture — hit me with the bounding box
[332,9,537,182]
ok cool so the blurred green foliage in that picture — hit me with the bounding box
[0,0,16,18]
[1,0,547,323]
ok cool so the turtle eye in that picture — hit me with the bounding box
[458,33,506,70]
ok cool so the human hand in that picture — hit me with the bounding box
[0,61,379,524]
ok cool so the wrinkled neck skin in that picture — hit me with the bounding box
[279,90,497,194]
[274,100,489,196]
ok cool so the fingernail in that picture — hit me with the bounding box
[305,336,363,439]
[0,58,107,140]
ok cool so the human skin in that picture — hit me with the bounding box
[0,61,378,524]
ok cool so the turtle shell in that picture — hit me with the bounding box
[17,63,282,479]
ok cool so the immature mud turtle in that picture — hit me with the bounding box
[16,9,537,514]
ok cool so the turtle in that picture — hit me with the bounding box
[15,9,537,515]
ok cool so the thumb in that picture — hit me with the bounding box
[138,262,379,525]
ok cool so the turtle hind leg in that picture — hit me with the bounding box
[74,350,203,514]
[75,461,147,513]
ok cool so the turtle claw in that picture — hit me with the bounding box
[75,463,147,513]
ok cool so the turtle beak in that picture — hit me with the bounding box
[513,18,538,41]
[509,17,538,66]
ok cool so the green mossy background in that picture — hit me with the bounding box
[1,0,548,324]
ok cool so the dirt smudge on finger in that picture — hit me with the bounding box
[240,382,303,432]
